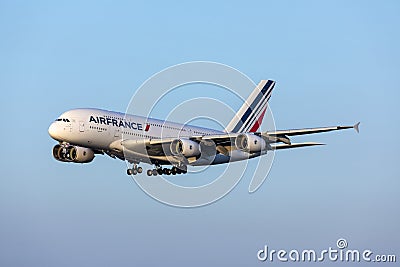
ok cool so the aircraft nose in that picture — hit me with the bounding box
[48,122,59,140]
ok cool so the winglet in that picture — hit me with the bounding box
[353,122,360,133]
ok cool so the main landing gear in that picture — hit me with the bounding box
[146,165,188,176]
[127,163,143,176]
[127,163,187,176]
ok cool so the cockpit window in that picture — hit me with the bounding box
[55,118,70,122]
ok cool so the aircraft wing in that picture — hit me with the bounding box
[120,134,237,160]
[120,122,359,160]
[267,122,360,136]
[262,122,360,145]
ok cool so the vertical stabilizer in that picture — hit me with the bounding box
[225,80,275,133]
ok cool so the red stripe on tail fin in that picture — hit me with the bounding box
[249,109,266,132]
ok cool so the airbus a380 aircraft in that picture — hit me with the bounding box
[48,80,359,176]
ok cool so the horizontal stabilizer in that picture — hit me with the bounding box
[272,142,325,150]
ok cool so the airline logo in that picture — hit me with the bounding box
[233,80,275,133]
[225,80,275,133]
[89,115,146,131]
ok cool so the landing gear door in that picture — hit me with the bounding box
[79,121,85,132]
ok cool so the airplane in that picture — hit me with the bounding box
[48,80,359,176]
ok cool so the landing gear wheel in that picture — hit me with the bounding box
[166,169,172,175]
[152,169,158,176]
[127,163,143,176]
[147,169,153,176]
[178,165,187,174]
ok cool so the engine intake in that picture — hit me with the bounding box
[53,145,95,163]
[170,139,200,157]
[235,133,266,153]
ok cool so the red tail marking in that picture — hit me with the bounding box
[249,109,266,132]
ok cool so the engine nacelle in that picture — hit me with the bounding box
[235,133,266,153]
[170,139,200,157]
[52,145,95,163]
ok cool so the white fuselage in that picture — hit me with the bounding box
[49,108,223,147]
[48,108,256,166]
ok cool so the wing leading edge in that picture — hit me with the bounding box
[267,122,360,137]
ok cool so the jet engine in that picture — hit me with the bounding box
[235,133,266,153]
[52,144,95,163]
[170,139,200,157]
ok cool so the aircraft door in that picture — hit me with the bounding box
[114,128,120,137]
[79,121,85,132]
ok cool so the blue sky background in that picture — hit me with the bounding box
[0,0,399,266]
